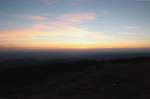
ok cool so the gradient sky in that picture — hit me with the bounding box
[0,0,150,50]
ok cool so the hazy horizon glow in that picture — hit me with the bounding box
[0,0,150,50]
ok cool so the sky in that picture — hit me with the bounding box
[0,0,150,50]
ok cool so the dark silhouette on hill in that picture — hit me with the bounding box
[0,56,150,99]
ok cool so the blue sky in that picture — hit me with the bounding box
[0,0,150,49]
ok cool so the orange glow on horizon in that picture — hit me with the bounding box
[0,41,149,51]
[0,29,150,51]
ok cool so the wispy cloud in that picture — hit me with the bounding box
[120,25,144,37]
[1,13,48,21]
[40,0,57,5]
[32,12,97,31]
[22,15,47,21]
[15,14,47,21]
[0,20,16,25]
[118,31,147,39]
[56,12,96,23]
[125,25,141,30]
[101,10,109,17]
[119,32,139,36]
[30,12,110,46]
[0,12,112,49]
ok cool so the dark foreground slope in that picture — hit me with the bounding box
[0,57,150,99]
